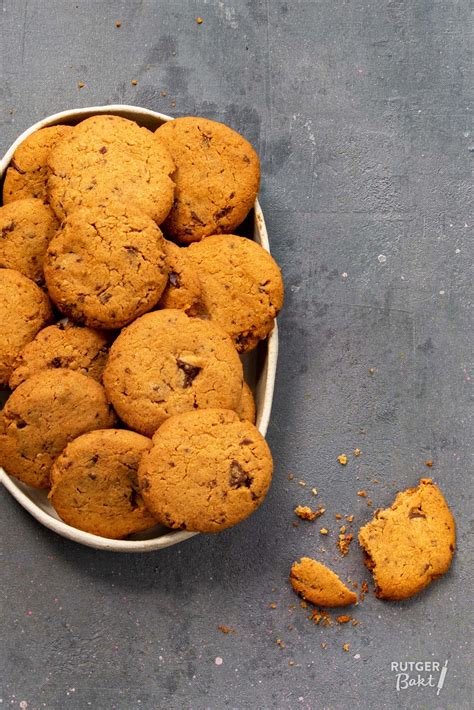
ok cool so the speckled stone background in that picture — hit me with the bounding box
[1,1,472,708]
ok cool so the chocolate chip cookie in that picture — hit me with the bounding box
[290,557,358,607]
[9,322,109,389]
[47,115,175,223]
[155,117,260,242]
[103,310,243,436]
[157,240,202,314]
[187,234,284,351]
[49,429,157,538]
[138,408,273,532]
[43,201,168,329]
[0,269,53,385]
[0,370,116,488]
[0,198,59,284]
[358,478,456,600]
[2,125,72,204]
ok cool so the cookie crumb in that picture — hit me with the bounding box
[288,660,295,666]
[336,615,351,624]
[368,367,376,375]
[170,100,176,108]
[357,490,367,497]
[311,487,318,496]
[343,643,350,652]
[196,17,204,24]
[335,513,342,520]
[294,505,325,521]
[299,600,307,609]
[337,532,354,556]
[131,79,138,86]
[269,603,277,609]
[217,625,234,634]
[346,514,354,522]
[78,82,85,89]
[337,454,348,465]
[354,448,361,456]
[298,480,306,487]
[276,638,285,649]
[319,527,329,535]
[321,642,328,649]
[359,581,369,601]
[425,460,433,467]
[115,20,121,28]
[288,472,294,481]
[367,499,373,507]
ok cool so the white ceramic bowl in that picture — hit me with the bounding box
[0,105,278,552]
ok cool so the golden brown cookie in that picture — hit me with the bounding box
[237,382,256,424]
[49,429,156,538]
[0,370,116,488]
[9,322,109,389]
[187,235,284,351]
[138,408,273,532]
[155,117,260,243]
[47,115,175,223]
[290,557,357,607]
[157,240,202,314]
[103,310,243,436]
[0,198,59,284]
[43,202,168,329]
[2,125,72,204]
[358,478,456,601]
[0,269,53,385]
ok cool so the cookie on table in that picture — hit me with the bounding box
[0,198,59,284]
[2,125,72,204]
[157,240,202,314]
[47,115,175,224]
[49,429,157,538]
[358,478,456,601]
[0,269,53,385]
[103,310,243,436]
[9,322,109,389]
[155,117,260,243]
[138,408,273,532]
[43,202,168,329]
[237,382,256,424]
[290,557,357,607]
[0,370,116,489]
[187,235,284,352]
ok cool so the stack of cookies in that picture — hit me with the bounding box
[0,114,283,539]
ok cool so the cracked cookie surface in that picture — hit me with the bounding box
[47,115,175,223]
[43,201,168,329]
[187,234,284,351]
[0,370,116,488]
[155,117,260,243]
[9,322,110,389]
[0,198,59,284]
[3,125,72,204]
[138,408,273,532]
[358,478,456,600]
[49,429,157,538]
[157,239,202,314]
[0,269,53,385]
[103,310,243,436]
[290,557,357,607]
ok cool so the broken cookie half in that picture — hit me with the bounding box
[358,478,456,601]
[290,557,357,607]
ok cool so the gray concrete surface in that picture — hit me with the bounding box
[1,1,472,708]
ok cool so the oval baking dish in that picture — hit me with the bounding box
[0,105,278,552]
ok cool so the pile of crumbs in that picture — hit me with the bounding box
[294,504,325,521]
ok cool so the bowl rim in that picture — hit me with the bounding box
[0,104,278,552]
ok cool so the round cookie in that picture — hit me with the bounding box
[0,198,59,284]
[47,115,175,224]
[138,408,273,532]
[0,370,116,488]
[358,478,456,600]
[49,429,157,538]
[155,117,260,243]
[103,310,243,436]
[2,125,73,204]
[0,269,53,385]
[43,202,168,329]
[237,382,256,424]
[9,322,110,389]
[157,240,202,314]
[187,235,284,352]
